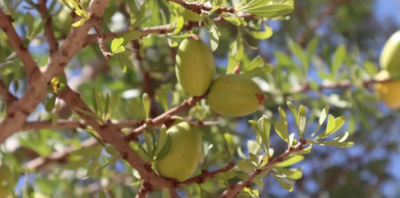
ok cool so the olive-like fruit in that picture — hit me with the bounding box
[155,122,202,182]
[380,30,400,73]
[374,70,400,109]
[207,74,265,117]
[182,9,201,22]
[175,37,216,96]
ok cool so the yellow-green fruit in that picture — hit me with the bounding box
[176,37,216,96]
[207,74,265,117]
[380,30,400,73]
[182,9,201,22]
[155,122,202,182]
[374,70,400,109]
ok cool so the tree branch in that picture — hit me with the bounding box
[168,0,236,14]
[0,0,110,144]
[124,94,206,142]
[38,0,59,54]
[21,119,218,132]
[220,141,307,198]
[0,9,39,76]
[0,79,17,104]
[58,87,179,197]
[136,181,152,198]
[94,23,112,60]
[85,13,255,46]
[181,163,235,185]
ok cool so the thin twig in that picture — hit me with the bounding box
[21,119,218,132]
[124,94,207,142]
[168,0,236,14]
[38,0,59,54]
[84,13,255,46]
[94,23,112,60]
[220,141,307,198]
[181,163,235,185]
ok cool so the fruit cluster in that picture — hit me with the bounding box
[376,30,400,109]
[154,35,265,182]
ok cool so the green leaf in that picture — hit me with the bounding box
[162,188,170,198]
[155,126,168,156]
[316,115,346,140]
[275,52,294,66]
[64,157,91,170]
[105,145,118,156]
[274,167,303,180]
[311,105,330,137]
[297,105,306,138]
[227,35,244,74]
[288,39,308,71]
[104,93,110,118]
[364,61,378,75]
[143,129,155,158]
[274,121,288,143]
[138,144,151,162]
[142,93,150,119]
[31,19,45,39]
[172,16,184,34]
[204,16,220,51]
[306,37,318,63]
[241,64,273,78]
[272,174,294,192]
[276,155,304,167]
[117,53,134,71]
[244,55,264,71]
[156,134,172,160]
[317,71,335,81]
[331,45,347,76]
[257,116,271,153]
[249,153,259,167]
[86,151,100,176]
[238,159,254,172]
[295,144,312,155]
[224,133,235,156]
[71,146,100,156]
[239,3,294,18]
[111,38,125,53]
[45,94,56,113]
[245,25,273,40]
[312,140,354,148]
[122,30,142,45]
[26,12,34,38]
[223,16,242,26]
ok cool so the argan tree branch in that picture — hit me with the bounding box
[220,141,307,198]
[124,94,206,142]
[21,119,218,133]
[85,12,255,46]
[38,0,59,54]
[0,79,17,104]
[94,23,112,60]
[136,182,153,198]
[181,163,235,185]
[58,86,179,197]
[0,0,110,144]
[168,0,236,14]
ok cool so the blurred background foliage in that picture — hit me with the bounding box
[0,0,400,197]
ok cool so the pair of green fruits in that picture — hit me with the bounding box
[154,36,265,182]
[375,30,400,109]
[176,36,266,117]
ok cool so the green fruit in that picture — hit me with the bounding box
[380,30,400,73]
[374,70,400,109]
[155,122,202,182]
[176,37,216,96]
[182,9,201,22]
[207,74,265,117]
